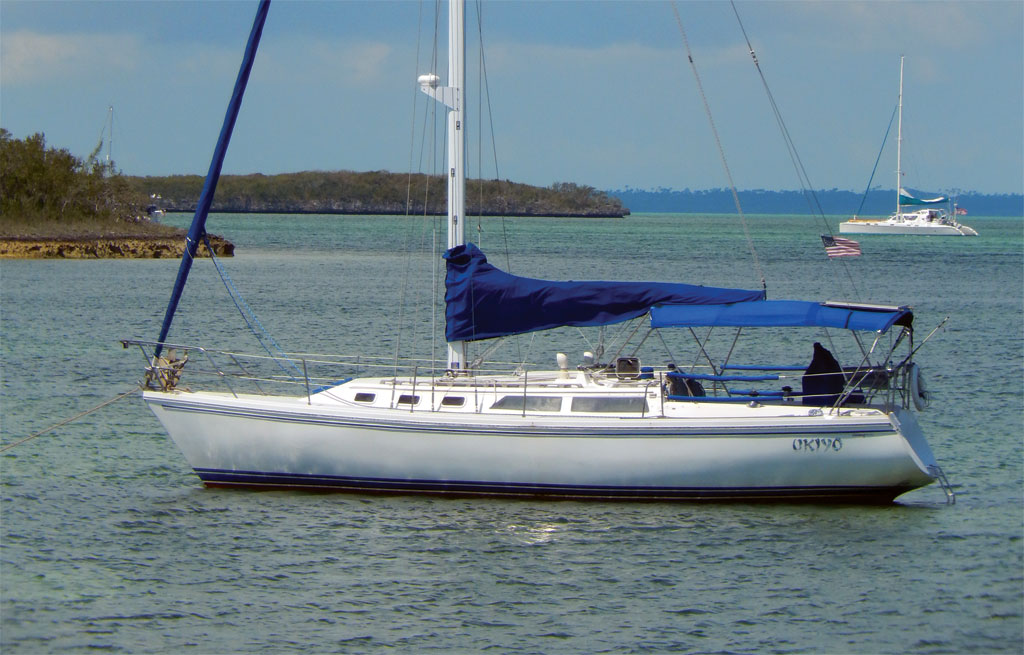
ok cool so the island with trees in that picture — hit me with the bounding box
[0,129,232,259]
[126,172,629,218]
[1,130,627,259]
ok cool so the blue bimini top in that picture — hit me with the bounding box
[650,299,913,333]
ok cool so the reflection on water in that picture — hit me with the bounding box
[503,521,566,545]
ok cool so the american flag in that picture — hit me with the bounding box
[821,235,861,258]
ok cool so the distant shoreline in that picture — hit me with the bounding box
[126,171,631,218]
[127,170,1022,217]
[155,208,628,218]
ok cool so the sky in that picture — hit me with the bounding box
[2,0,1022,194]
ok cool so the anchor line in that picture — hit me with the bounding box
[0,388,138,453]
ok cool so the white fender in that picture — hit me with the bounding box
[908,362,929,411]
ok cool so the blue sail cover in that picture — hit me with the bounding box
[443,243,766,342]
[650,300,913,333]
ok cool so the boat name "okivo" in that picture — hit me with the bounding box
[792,437,842,452]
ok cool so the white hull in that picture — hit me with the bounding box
[143,384,937,502]
[839,220,976,236]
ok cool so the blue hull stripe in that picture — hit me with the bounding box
[154,400,893,438]
[194,468,911,502]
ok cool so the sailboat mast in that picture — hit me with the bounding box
[447,0,466,251]
[446,0,467,370]
[896,55,903,218]
[417,0,467,371]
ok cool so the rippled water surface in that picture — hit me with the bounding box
[2,213,1021,653]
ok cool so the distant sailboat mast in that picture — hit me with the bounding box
[95,106,114,168]
[896,55,904,219]
[106,106,113,166]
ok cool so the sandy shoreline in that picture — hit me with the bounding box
[0,235,234,259]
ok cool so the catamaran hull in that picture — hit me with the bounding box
[839,222,977,236]
[143,391,936,502]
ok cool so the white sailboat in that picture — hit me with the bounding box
[840,57,977,236]
[125,1,952,503]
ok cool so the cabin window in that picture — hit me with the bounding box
[397,394,420,405]
[571,396,648,413]
[354,393,375,403]
[490,396,562,412]
[441,396,465,407]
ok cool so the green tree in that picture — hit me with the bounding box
[0,128,144,225]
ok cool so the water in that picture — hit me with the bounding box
[2,213,1021,653]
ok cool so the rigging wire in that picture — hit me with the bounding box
[854,102,899,218]
[472,0,524,367]
[727,1,863,300]
[670,3,766,295]
[428,0,451,375]
[395,0,432,376]
[423,0,445,376]
[474,2,485,247]
[394,0,455,377]
[204,236,302,379]
[473,0,512,269]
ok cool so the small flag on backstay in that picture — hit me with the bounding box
[821,235,861,258]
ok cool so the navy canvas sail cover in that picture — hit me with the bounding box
[650,300,913,333]
[443,243,766,342]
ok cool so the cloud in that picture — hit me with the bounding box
[781,1,990,54]
[319,41,393,84]
[1,30,140,84]
[253,37,396,87]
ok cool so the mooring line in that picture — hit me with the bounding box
[0,388,139,453]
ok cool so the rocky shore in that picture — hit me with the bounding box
[0,235,234,259]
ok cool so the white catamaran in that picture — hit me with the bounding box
[840,57,977,237]
[125,1,953,503]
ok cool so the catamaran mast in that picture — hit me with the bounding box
[896,55,904,219]
[418,0,466,372]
